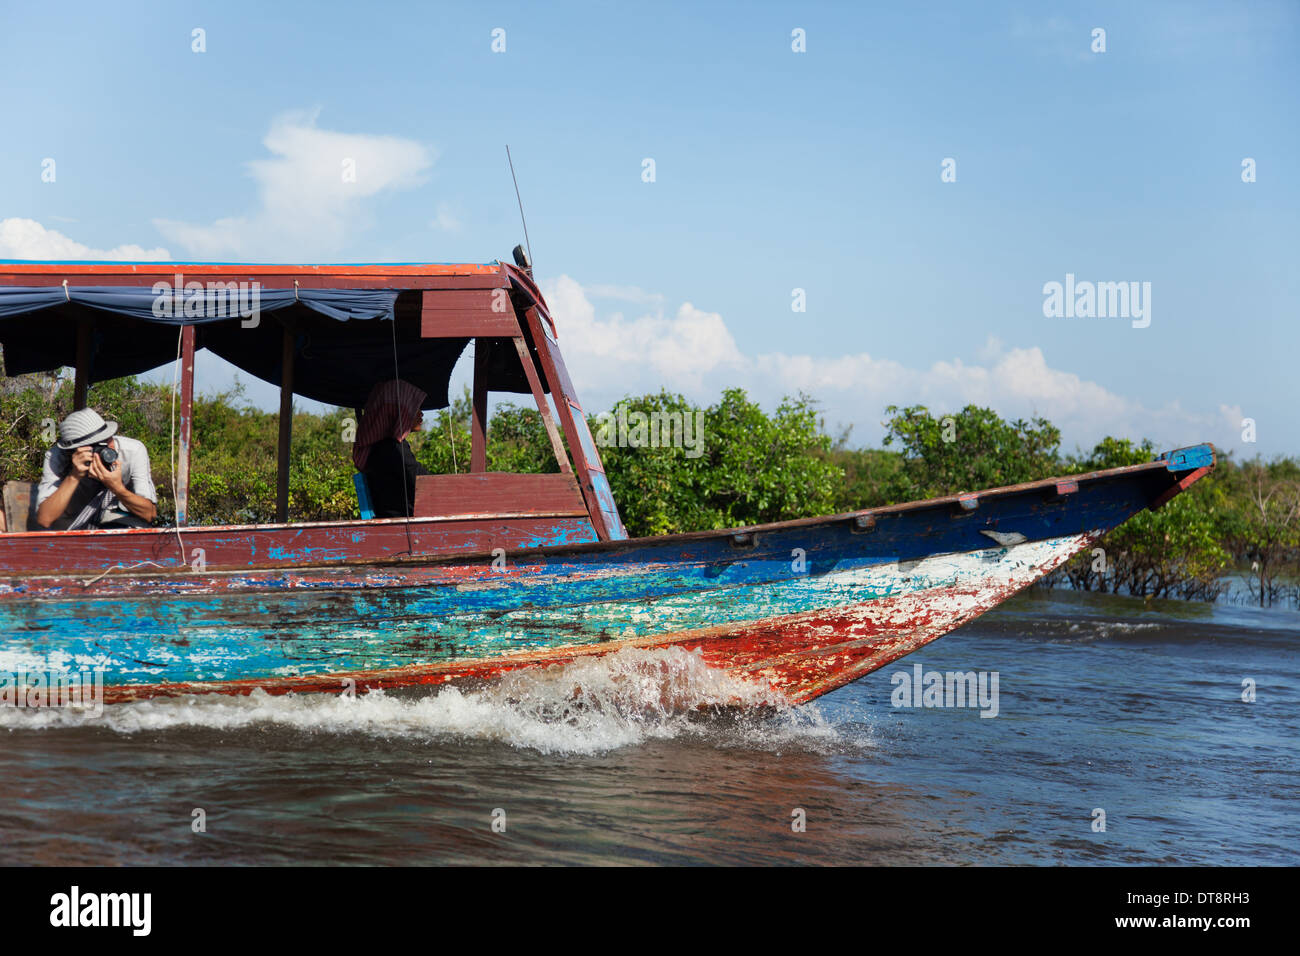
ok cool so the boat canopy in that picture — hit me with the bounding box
[0,259,625,540]
[0,275,541,410]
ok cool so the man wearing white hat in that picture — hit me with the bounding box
[34,408,157,531]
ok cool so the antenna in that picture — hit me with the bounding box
[505,145,533,271]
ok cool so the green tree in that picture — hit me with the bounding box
[881,404,1061,500]
[1220,459,1300,606]
[0,358,70,487]
[598,389,843,537]
[826,420,904,512]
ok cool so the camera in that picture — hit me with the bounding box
[92,443,118,466]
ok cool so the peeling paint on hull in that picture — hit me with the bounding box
[3,531,1099,706]
[1,447,1216,707]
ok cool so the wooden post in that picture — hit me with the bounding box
[512,336,571,474]
[516,306,623,539]
[175,325,196,526]
[471,340,489,473]
[73,317,92,408]
[276,326,295,524]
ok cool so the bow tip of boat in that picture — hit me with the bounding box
[1160,443,1216,472]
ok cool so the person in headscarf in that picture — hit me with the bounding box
[353,379,430,518]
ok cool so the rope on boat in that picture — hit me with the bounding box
[82,560,167,587]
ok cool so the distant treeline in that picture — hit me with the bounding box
[3,363,1297,607]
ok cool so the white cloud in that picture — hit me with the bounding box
[429,202,460,232]
[542,274,1239,454]
[153,109,435,259]
[975,335,1003,362]
[585,284,666,307]
[544,274,744,394]
[0,217,170,260]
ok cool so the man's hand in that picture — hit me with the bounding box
[69,447,94,479]
[88,451,127,495]
[35,447,93,527]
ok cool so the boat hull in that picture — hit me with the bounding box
[67,530,1101,707]
[0,448,1214,707]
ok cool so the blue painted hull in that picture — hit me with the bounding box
[0,447,1216,705]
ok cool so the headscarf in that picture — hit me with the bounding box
[352,379,427,470]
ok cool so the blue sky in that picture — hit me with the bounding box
[2,0,1296,457]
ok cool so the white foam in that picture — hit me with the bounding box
[0,647,849,756]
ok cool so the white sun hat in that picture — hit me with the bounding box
[56,408,118,449]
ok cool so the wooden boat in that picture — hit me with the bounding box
[0,256,1216,707]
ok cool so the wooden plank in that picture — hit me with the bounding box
[420,290,507,310]
[413,473,588,520]
[276,326,295,523]
[471,342,489,472]
[175,325,196,526]
[0,515,600,574]
[420,289,519,337]
[421,313,519,337]
[511,336,572,475]
[1151,466,1211,510]
[2,482,37,534]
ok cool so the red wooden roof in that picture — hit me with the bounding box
[0,260,510,289]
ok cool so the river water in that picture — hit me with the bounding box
[1,589,1296,865]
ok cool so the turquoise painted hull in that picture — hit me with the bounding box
[0,447,1215,705]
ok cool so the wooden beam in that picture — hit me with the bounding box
[471,341,489,473]
[276,326,295,524]
[73,317,92,408]
[1151,466,1211,511]
[175,325,196,526]
[511,336,572,475]
[421,288,520,338]
[421,310,519,338]
[516,306,622,539]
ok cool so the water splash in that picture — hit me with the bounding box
[1060,620,1167,642]
[0,647,847,756]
